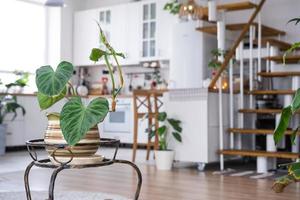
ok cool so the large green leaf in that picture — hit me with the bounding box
[89,48,107,62]
[274,106,292,145]
[167,118,182,133]
[36,61,73,96]
[60,97,109,146]
[288,162,300,179]
[37,86,67,110]
[157,125,167,136]
[172,132,182,142]
[291,89,300,112]
[158,112,167,121]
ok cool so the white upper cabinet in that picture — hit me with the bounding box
[73,0,176,66]
[140,0,176,61]
[73,9,99,66]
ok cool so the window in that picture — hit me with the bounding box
[0,0,47,73]
[142,3,156,58]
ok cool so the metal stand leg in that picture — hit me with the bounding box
[48,166,65,200]
[115,160,142,200]
[24,161,35,200]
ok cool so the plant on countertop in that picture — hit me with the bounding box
[164,0,181,15]
[150,112,182,150]
[208,48,228,69]
[272,17,300,193]
[35,22,124,146]
[0,72,29,124]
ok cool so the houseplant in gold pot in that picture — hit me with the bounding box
[152,112,182,170]
[36,24,124,165]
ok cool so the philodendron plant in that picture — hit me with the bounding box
[272,17,300,193]
[150,112,182,150]
[36,23,124,146]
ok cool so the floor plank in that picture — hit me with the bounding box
[0,148,300,200]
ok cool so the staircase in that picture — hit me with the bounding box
[198,0,300,173]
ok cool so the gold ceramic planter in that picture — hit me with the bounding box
[44,113,100,162]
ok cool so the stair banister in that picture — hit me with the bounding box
[229,59,234,149]
[208,0,267,89]
[238,41,244,150]
[216,8,226,170]
[258,12,262,81]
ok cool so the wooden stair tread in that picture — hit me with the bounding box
[254,38,292,51]
[239,109,282,114]
[217,1,257,11]
[219,149,300,159]
[196,23,286,37]
[263,55,300,64]
[228,128,299,135]
[258,71,300,77]
[249,89,295,95]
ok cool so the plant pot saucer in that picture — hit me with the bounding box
[49,154,104,166]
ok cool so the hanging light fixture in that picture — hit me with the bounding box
[45,0,65,7]
[179,0,206,21]
[19,0,65,7]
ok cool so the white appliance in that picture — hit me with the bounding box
[169,21,216,89]
[100,98,133,143]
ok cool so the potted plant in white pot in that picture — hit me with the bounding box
[151,112,182,170]
[0,72,29,155]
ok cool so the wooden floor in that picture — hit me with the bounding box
[0,150,300,200]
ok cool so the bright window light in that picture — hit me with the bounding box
[0,0,46,73]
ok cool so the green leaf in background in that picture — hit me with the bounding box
[37,86,67,110]
[158,112,167,121]
[167,118,182,133]
[89,48,107,62]
[60,97,109,146]
[284,42,300,64]
[290,127,299,145]
[157,125,167,136]
[5,102,26,121]
[291,89,300,112]
[272,174,295,193]
[6,72,29,88]
[172,132,182,142]
[274,106,292,145]
[36,61,73,96]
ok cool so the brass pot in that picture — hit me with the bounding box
[44,113,100,159]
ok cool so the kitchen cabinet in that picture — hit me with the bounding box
[73,0,175,66]
[73,9,99,66]
[140,0,176,61]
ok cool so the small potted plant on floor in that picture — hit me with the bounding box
[151,112,182,170]
[0,72,29,155]
[35,23,124,164]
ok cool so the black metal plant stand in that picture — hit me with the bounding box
[24,138,142,200]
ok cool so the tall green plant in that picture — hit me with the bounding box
[272,17,300,193]
[0,72,29,124]
[150,112,182,150]
[35,23,124,146]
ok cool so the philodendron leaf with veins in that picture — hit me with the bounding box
[60,97,109,146]
[36,61,73,109]
[36,61,73,96]
[37,87,67,110]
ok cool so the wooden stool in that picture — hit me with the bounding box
[132,90,164,162]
